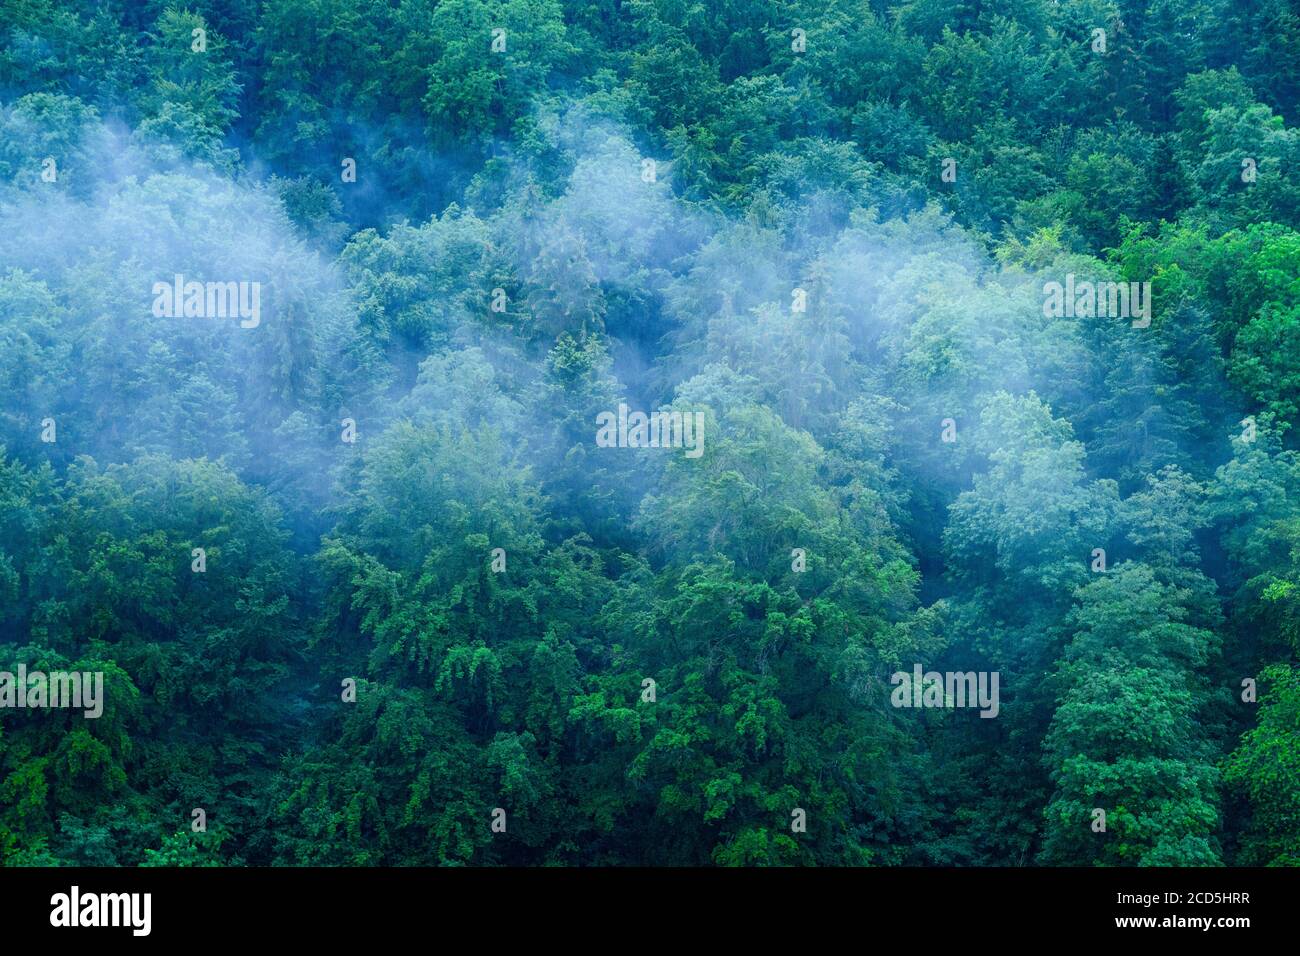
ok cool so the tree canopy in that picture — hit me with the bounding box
[0,0,1297,867]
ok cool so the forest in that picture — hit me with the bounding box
[0,0,1298,867]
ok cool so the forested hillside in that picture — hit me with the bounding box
[1,0,1298,866]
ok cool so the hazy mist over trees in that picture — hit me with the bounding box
[1,0,1298,867]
